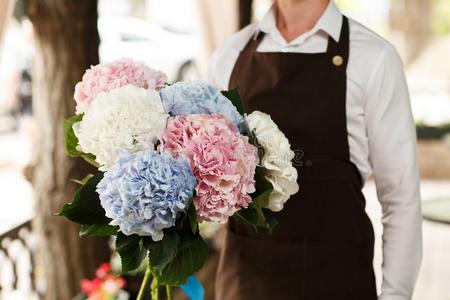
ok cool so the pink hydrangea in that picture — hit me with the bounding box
[74,58,168,114]
[160,114,258,223]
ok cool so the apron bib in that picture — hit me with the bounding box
[215,17,377,300]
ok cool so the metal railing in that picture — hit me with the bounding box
[0,220,42,299]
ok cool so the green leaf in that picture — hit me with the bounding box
[246,127,258,147]
[241,120,265,164]
[64,114,83,156]
[147,230,180,271]
[71,174,94,186]
[234,208,258,232]
[79,224,119,236]
[234,205,278,233]
[253,189,272,209]
[158,234,209,285]
[64,114,99,167]
[246,128,265,163]
[175,197,198,234]
[116,233,147,274]
[253,168,273,201]
[252,169,277,229]
[233,167,279,232]
[222,88,245,115]
[263,210,279,234]
[187,202,198,234]
[56,173,110,225]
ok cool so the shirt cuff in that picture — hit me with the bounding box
[378,294,411,300]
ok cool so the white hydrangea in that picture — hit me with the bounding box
[245,111,299,212]
[73,85,169,171]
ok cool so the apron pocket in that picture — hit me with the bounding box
[216,229,308,300]
[216,230,376,300]
[304,246,364,300]
[315,180,374,248]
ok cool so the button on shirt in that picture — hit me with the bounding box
[207,1,422,300]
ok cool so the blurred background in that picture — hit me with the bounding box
[0,0,449,299]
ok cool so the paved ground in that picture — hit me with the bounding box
[0,132,449,299]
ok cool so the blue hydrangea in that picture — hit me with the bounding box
[97,151,197,241]
[160,81,244,130]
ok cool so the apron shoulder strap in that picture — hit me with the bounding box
[326,16,350,66]
[241,30,265,53]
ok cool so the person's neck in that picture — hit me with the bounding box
[275,0,330,43]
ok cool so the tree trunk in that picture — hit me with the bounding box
[0,0,13,43]
[197,0,239,76]
[25,1,110,299]
[238,0,253,29]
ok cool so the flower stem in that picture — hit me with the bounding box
[166,285,173,300]
[151,275,160,300]
[137,266,152,300]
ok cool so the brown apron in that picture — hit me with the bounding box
[215,17,377,300]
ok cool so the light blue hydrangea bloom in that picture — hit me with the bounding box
[97,151,196,241]
[160,81,244,130]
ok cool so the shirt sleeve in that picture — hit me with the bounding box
[364,44,423,300]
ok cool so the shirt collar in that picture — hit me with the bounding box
[255,1,343,43]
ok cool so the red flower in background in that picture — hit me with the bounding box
[80,263,126,300]
[96,263,112,279]
[81,278,103,296]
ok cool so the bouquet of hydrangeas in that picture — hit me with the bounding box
[57,58,299,300]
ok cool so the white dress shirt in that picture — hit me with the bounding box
[207,1,422,300]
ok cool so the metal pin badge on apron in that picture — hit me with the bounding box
[332,55,344,67]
